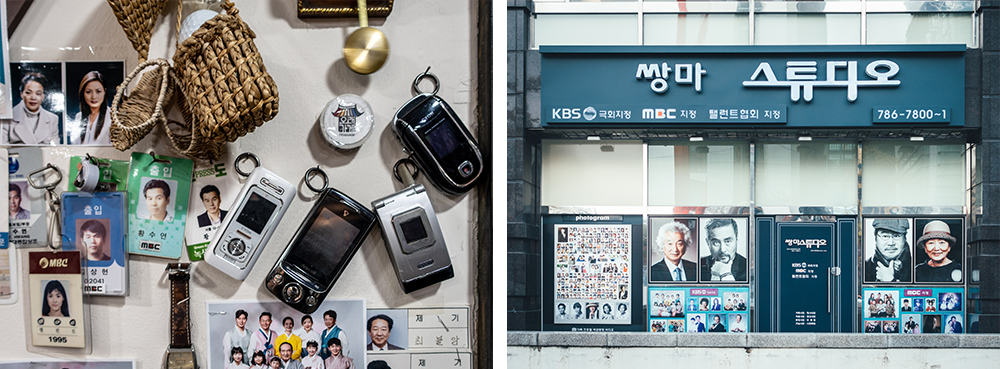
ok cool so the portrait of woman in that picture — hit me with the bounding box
[72,71,111,145]
[42,280,69,317]
[914,219,963,283]
[4,72,59,145]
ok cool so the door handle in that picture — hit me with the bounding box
[828,267,841,314]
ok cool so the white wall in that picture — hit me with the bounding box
[1,0,479,366]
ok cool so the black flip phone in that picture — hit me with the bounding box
[265,188,376,313]
[391,94,484,195]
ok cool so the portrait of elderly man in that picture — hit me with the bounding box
[699,218,748,282]
[914,220,962,283]
[650,220,697,282]
[864,219,912,283]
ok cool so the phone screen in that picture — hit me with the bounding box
[423,116,461,158]
[284,207,362,287]
[399,217,428,244]
[236,192,278,234]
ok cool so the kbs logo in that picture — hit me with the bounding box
[140,241,162,252]
[551,107,597,121]
[39,257,70,269]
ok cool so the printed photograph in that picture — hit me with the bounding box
[0,360,134,369]
[366,309,409,351]
[138,177,179,222]
[648,217,698,283]
[699,218,749,282]
[902,314,921,334]
[686,313,707,332]
[913,219,963,283]
[863,218,914,283]
[75,218,111,261]
[3,62,63,145]
[938,292,962,312]
[944,314,964,334]
[923,314,943,333]
[63,61,124,146]
[728,313,747,333]
[9,180,29,220]
[864,290,899,318]
[40,279,69,318]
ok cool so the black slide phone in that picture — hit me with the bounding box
[392,94,484,195]
[265,188,376,313]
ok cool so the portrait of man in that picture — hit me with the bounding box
[687,314,706,332]
[278,342,304,369]
[699,218,748,282]
[319,310,350,359]
[366,314,402,351]
[901,298,912,312]
[249,312,278,362]
[729,313,746,333]
[556,303,569,319]
[945,314,963,334]
[708,315,726,332]
[903,315,920,334]
[197,184,228,227]
[649,219,697,282]
[864,218,912,283]
[142,179,173,222]
[222,309,251,365]
[557,227,568,243]
[77,219,110,261]
[914,219,963,283]
[9,182,29,220]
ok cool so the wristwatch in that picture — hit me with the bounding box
[163,263,198,369]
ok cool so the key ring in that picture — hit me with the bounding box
[234,152,260,177]
[27,164,63,250]
[412,66,440,95]
[303,166,329,194]
[393,157,420,187]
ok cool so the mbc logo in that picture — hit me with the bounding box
[39,257,70,269]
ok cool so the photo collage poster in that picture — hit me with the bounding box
[648,286,750,333]
[863,218,963,285]
[649,217,750,284]
[1,61,124,146]
[553,224,632,324]
[862,287,964,334]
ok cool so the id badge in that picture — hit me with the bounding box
[28,251,86,348]
[0,148,14,305]
[184,161,240,261]
[8,147,47,248]
[68,155,130,192]
[62,192,128,295]
[126,152,193,258]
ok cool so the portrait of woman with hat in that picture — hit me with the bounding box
[914,220,963,283]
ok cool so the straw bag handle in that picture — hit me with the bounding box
[174,0,236,45]
[110,58,173,136]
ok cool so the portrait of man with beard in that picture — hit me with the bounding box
[865,218,912,283]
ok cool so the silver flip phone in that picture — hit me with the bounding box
[372,183,454,293]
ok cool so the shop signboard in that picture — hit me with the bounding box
[541,45,965,128]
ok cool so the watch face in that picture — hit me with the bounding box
[164,351,196,369]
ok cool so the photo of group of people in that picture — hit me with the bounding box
[648,217,749,284]
[648,287,749,333]
[1,61,124,146]
[553,224,632,324]
[863,288,963,334]
[863,218,963,284]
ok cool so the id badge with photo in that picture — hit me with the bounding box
[28,251,86,348]
[0,148,13,305]
[62,192,127,295]
[126,152,193,259]
[8,147,47,248]
[184,162,240,261]
[68,155,130,193]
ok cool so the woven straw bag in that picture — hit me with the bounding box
[107,0,168,63]
[172,0,279,143]
[108,59,174,151]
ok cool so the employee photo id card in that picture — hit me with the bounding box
[184,161,240,261]
[126,152,193,259]
[62,192,127,295]
[29,251,86,348]
[9,147,47,248]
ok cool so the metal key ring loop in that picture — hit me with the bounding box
[412,66,440,95]
[28,163,62,190]
[234,152,260,177]
[393,157,420,183]
[304,166,329,194]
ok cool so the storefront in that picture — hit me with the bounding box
[508,0,998,339]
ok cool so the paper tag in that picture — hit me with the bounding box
[62,192,128,295]
[184,162,241,261]
[28,251,85,348]
[126,153,193,259]
[8,147,46,248]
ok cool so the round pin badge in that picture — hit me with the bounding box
[319,94,375,150]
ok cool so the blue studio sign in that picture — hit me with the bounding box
[540,45,965,128]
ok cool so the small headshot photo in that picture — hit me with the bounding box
[900,298,912,312]
[925,298,937,312]
[710,297,722,311]
[938,292,962,312]
[138,177,178,222]
[913,219,963,283]
[3,62,63,145]
[41,280,69,317]
[863,218,913,283]
[555,303,569,320]
[571,302,584,319]
[585,302,600,319]
[76,218,111,261]
[902,314,921,334]
[944,314,964,334]
[365,311,406,351]
[648,218,698,283]
[912,298,924,312]
[923,314,942,333]
[699,218,748,282]
[728,313,747,333]
[63,61,124,146]
[616,302,629,320]
[707,314,727,332]
[197,184,228,227]
[557,227,568,243]
[698,297,710,312]
[686,314,706,332]
[9,181,30,220]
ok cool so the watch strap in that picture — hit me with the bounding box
[167,263,192,349]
